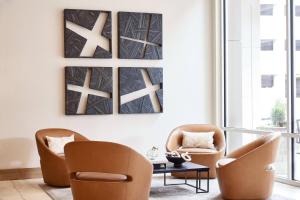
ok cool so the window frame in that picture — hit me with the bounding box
[221,0,298,182]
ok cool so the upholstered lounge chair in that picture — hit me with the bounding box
[35,128,88,187]
[216,133,281,200]
[64,141,153,200]
[166,124,226,178]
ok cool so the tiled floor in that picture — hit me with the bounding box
[0,178,300,200]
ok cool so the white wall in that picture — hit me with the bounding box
[0,0,214,169]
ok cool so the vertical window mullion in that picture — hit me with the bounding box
[222,0,227,130]
[287,0,295,180]
[290,0,296,181]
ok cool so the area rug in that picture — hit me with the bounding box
[41,176,295,200]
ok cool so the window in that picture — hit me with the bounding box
[224,0,289,180]
[296,40,300,51]
[261,75,274,88]
[296,5,300,16]
[261,39,274,51]
[297,78,300,97]
[260,4,274,16]
[223,0,300,182]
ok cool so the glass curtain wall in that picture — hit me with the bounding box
[293,0,300,181]
[224,0,300,182]
[224,0,289,178]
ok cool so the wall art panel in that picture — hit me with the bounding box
[119,67,163,114]
[65,67,113,115]
[118,12,163,59]
[64,9,112,58]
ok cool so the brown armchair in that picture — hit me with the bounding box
[166,124,225,178]
[64,141,153,200]
[216,133,281,200]
[35,128,88,187]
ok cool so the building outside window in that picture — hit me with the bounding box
[261,75,274,88]
[260,4,274,15]
[297,77,300,97]
[296,5,300,16]
[261,39,274,51]
[296,40,300,51]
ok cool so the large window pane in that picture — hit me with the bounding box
[293,0,300,181]
[226,0,288,178]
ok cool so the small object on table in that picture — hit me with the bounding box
[165,151,192,168]
[150,156,168,170]
[146,146,160,160]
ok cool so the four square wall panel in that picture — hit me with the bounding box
[63,10,163,115]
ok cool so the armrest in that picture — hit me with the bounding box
[165,129,182,152]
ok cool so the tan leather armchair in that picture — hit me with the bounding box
[216,133,281,200]
[64,141,153,200]
[35,128,88,187]
[166,124,225,178]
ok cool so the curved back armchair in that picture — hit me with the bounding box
[216,133,281,200]
[166,124,225,178]
[35,128,88,187]
[64,141,153,200]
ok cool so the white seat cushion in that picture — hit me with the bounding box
[217,158,236,167]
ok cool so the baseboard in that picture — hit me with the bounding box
[0,167,42,181]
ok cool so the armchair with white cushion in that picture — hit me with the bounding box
[165,124,226,178]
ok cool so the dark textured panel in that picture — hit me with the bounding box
[64,28,87,58]
[118,11,163,60]
[66,90,82,115]
[120,95,154,114]
[93,46,112,58]
[156,89,163,110]
[65,66,113,115]
[102,12,112,39]
[86,95,112,114]
[119,67,146,96]
[119,38,145,59]
[147,14,163,44]
[64,9,100,30]
[119,12,150,40]
[64,9,112,59]
[89,67,112,93]
[146,68,163,85]
[144,45,162,60]
[118,67,163,114]
[65,67,88,86]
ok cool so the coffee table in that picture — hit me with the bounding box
[153,162,209,193]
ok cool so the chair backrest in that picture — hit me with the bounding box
[64,141,149,177]
[227,133,281,168]
[244,133,280,164]
[166,124,225,151]
[35,128,88,156]
[64,141,153,200]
